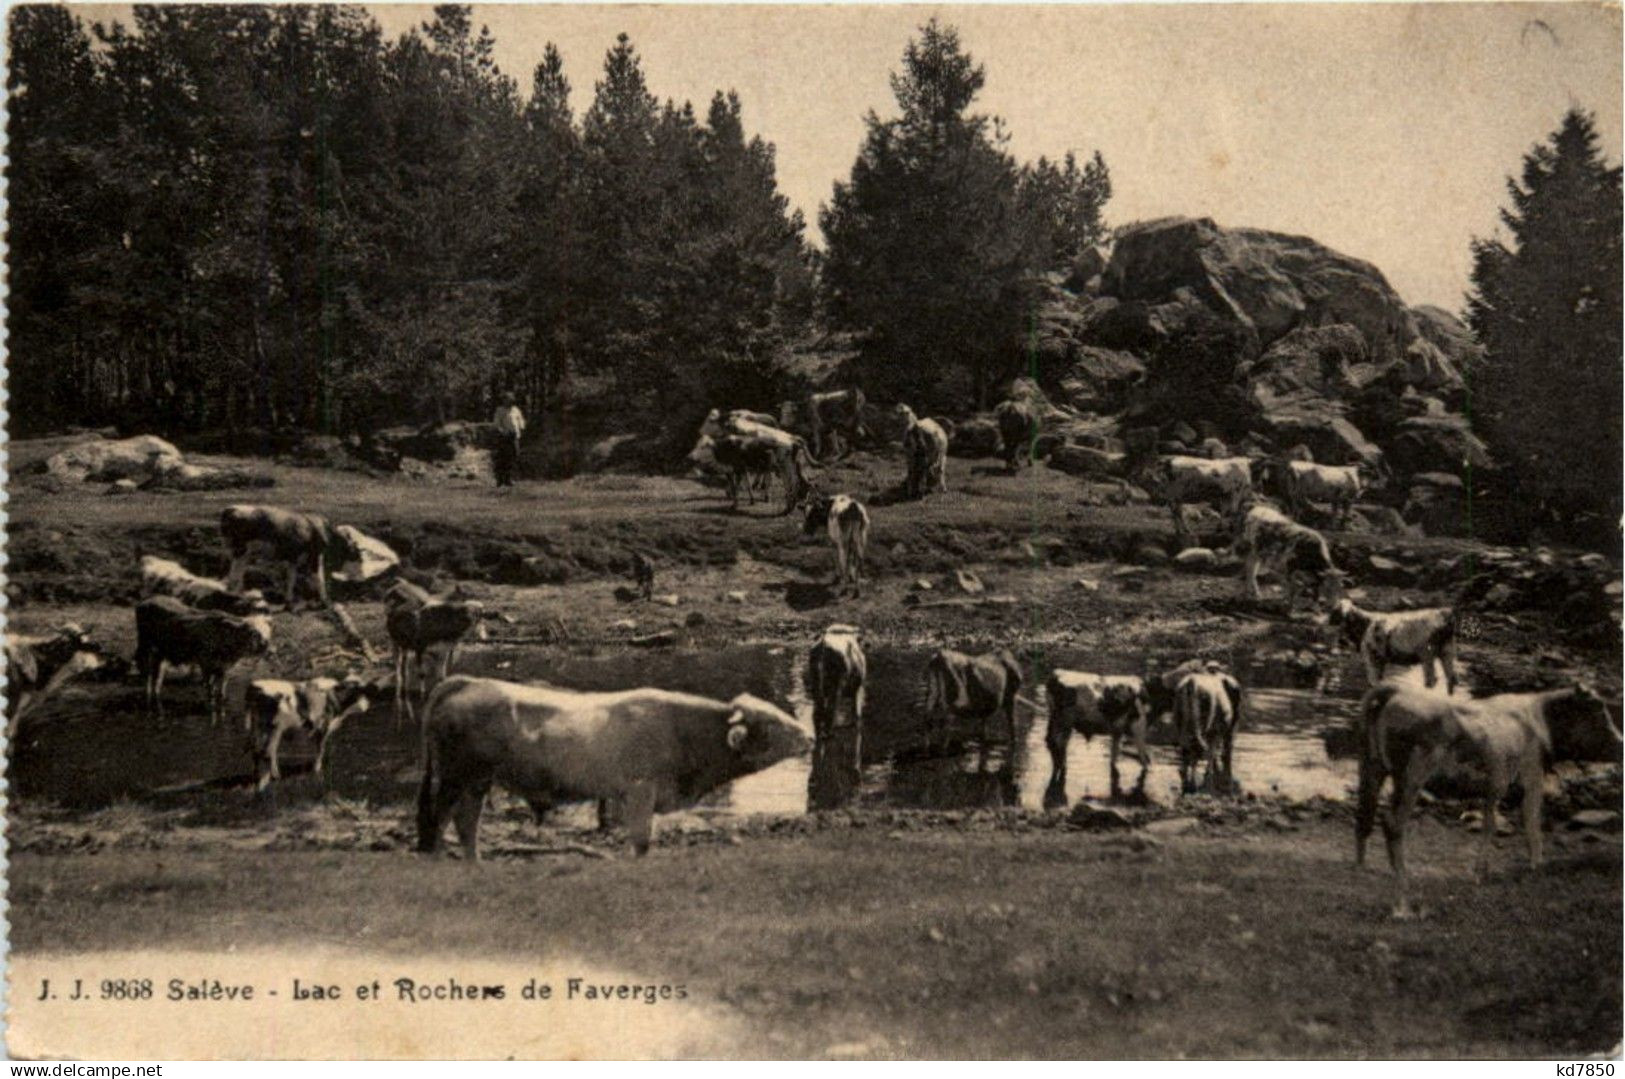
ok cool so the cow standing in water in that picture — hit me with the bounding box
[1043,670,1155,805]
[923,649,1023,772]
[417,677,809,858]
[806,624,867,809]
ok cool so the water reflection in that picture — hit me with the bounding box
[14,642,1395,813]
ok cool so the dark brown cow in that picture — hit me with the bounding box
[923,649,1023,765]
[134,596,272,722]
[805,389,868,460]
[994,398,1040,472]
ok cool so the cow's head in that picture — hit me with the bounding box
[242,615,274,651]
[1547,682,1624,763]
[801,493,835,537]
[722,693,810,770]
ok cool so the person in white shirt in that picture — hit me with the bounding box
[492,396,525,487]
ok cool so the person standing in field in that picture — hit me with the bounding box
[492,395,525,488]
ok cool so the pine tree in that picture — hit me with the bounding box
[820,20,1109,409]
[1467,108,1622,526]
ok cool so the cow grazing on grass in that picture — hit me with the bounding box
[707,435,780,507]
[804,389,868,461]
[1329,600,1460,693]
[922,649,1023,765]
[1235,503,1346,611]
[139,555,270,616]
[802,493,871,597]
[896,404,949,499]
[1043,670,1154,805]
[385,585,486,722]
[807,624,867,809]
[1174,669,1244,795]
[417,677,809,858]
[994,398,1040,472]
[246,674,375,790]
[1356,682,1621,918]
[134,596,272,722]
[1152,455,1256,542]
[5,625,104,741]
[220,505,361,609]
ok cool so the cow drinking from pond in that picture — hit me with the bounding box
[1043,670,1154,806]
[807,624,867,809]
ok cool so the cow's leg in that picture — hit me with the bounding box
[260,721,286,789]
[452,777,493,863]
[1221,722,1238,795]
[284,563,300,611]
[1130,712,1152,794]
[315,711,355,782]
[1363,646,1383,688]
[152,661,168,717]
[1386,749,1431,918]
[1108,731,1124,799]
[622,782,659,857]
[1042,704,1072,810]
[1476,760,1507,881]
[1355,752,1385,868]
[226,552,247,592]
[1439,641,1459,696]
[1519,753,1544,869]
[1243,552,1262,600]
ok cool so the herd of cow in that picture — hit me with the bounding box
[6,392,1620,918]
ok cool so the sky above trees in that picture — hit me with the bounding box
[358,2,1619,310]
[67,3,1621,308]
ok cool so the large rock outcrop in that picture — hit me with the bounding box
[44,435,184,484]
[1101,217,1423,362]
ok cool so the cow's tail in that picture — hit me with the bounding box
[1360,684,1402,771]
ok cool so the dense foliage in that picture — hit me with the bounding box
[820,20,1111,410]
[1467,109,1623,526]
[6,5,813,437]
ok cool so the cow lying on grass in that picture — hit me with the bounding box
[140,555,270,616]
[1356,682,1621,918]
[417,677,809,858]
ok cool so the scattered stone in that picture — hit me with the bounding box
[1068,803,1134,830]
[684,611,707,628]
[724,590,747,604]
[651,593,681,607]
[1074,578,1101,592]
[954,569,986,594]
[1174,547,1219,569]
[1567,810,1621,831]
[609,618,638,631]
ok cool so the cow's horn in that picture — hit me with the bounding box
[726,709,748,750]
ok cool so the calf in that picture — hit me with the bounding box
[386,590,486,721]
[994,398,1040,472]
[220,504,361,609]
[5,625,104,741]
[802,493,871,597]
[1174,669,1244,795]
[896,404,949,499]
[1329,600,1459,693]
[418,677,808,857]
[134,596,272,722]
[1043,670,1153,804]
[1356,682,1621,918]
[246,674,374,790]
[806,624,867,809]
[1236,503,1346,611]
[139,555,270,616]
[922,649,1023,767]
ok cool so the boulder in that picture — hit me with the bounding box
[1410,304,1483,371]
[45,435,182,484]
[1402,472,1469,536]
[1387,415,1492,478]
[1238,324,1365,413]
[948,417,1001,457]
[1104,216,1421,361]
[1256,408,1381,467]
[332,526,401,583]
[1047,444,1125,477]
[1056,347,1146,413]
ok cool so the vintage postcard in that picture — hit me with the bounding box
[4,1,1621,1061]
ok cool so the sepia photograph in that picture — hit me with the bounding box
[2,1,1621,1061]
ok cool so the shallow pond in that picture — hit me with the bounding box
[9,640,1427,814]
